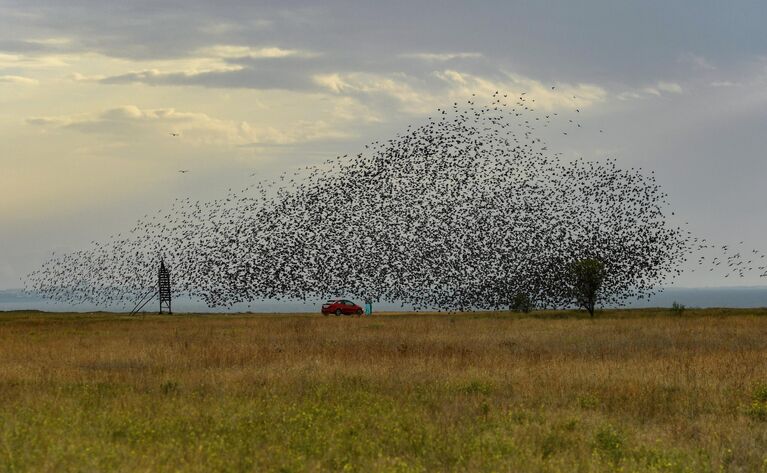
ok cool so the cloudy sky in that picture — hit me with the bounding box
[2,1,767,290]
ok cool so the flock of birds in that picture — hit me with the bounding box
[24,91,766,311]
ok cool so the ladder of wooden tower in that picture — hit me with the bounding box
[158,259,172,314]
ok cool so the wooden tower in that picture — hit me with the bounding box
[158,259,172,314]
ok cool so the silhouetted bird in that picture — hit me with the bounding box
[25,91,754,312]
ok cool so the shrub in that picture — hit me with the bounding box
[752,383,767,403]
[160,380,180,395]
[462,380,493,395]
[593,424,625,463]
[540,431,570,459]
[745,401,767,421]
[670,301,686,316]
[577,394,599,409]
[745,383,767,421]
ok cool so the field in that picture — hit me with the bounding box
[1,309,767,472]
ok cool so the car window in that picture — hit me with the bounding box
[345,301,354,305]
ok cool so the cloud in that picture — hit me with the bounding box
[0,37,79,70]
[92,58,607,115]
[197,21,251,35]
[314,71,438,114]
[620,81,684,100]
[436,70,607,110]
[314,72,419,97]
[199,44,317,59]
[656,81,683,94]
[97,63,317,90]
[327,96,385,123]
[26,105,351,146]
[616,91,643,101]
[0,37,74,54]
[91,45,321,90]
[25,116,63,126]
[641,87,662,97]
[0,52,72,69]
[314,69,607,114]
[0,75,38,85]
[679,53,716,71]
[400,52,483,62]
[0,3,317,62]
[710,80,741,88]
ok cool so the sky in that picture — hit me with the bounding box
[2,1,767,290]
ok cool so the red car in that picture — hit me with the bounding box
[322,299,363,316]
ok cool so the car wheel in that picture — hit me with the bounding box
[356,309,363,316]
[335,309,342,316]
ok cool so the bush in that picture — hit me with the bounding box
[745,383,767,421]
[160,380,180,395]
[593,424,625,463]
[753,383,767,403]
[577,393,599,409]
[745,401,767,421]
[670,301,686,316]
[461,380,493,395]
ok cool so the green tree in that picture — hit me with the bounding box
[569,258,605,317]
[510,292,534,313]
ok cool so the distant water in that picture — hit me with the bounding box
[622,286,767,309]
[0,290,414,313]
[1,287,765,313]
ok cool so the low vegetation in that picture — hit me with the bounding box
[1,308,767,472]
[671,301,687,316]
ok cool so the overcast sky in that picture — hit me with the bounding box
[2,1,767,289]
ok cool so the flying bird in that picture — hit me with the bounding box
[26,90,750,313]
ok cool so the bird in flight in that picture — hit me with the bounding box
[30,89,753,313]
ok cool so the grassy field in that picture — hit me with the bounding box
[1,309,767,472]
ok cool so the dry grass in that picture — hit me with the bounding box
[1,308,767,472]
